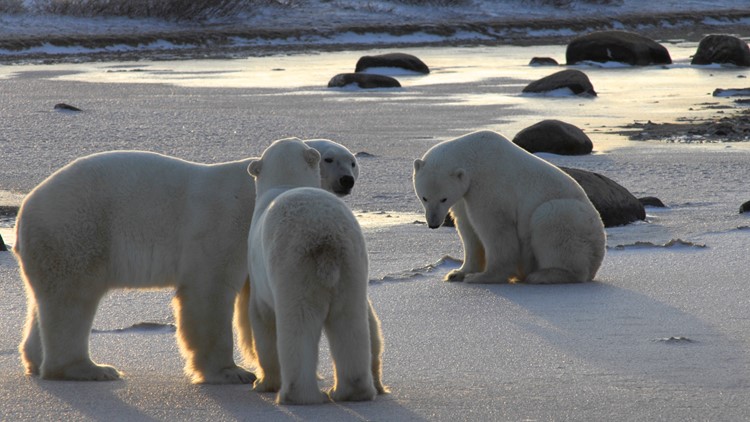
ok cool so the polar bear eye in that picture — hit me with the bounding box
[440,198,447,203]
[351,162,356,168]
[324,158,333,163]
[422,196,428,202]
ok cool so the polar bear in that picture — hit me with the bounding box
[413,130,606,284]
[246,138,385,404]
[304,139,359,196]
[13,139,358,383]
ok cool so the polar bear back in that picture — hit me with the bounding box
[15,150,254,290]
[420,130,589,211]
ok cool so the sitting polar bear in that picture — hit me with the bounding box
[246,138,385,404]
[413,130,606,284]
[13,138,359,383]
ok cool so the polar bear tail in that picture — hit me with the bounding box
[234,277,257,366]
[305,243,341,289]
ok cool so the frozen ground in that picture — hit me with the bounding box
[1,3,750,420]
[1,0,749,62]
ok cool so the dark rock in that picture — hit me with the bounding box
[740,200,750,214]
[691,35,750,67]
[443,213,455,228]
[354,151,376,158]
[355,53,430,74]
[513,119,593,155]
[713,88,750,97]
[529,57,558,66]
[639,196,666,208]
[54,103,82,111]
[327,73,401,89]
[522,69,597,96]
[0,234,6,252]
[561,167,646,227]
[566,30,672,66]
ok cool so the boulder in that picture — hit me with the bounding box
[740,200,750,214]
[0,234,6,252]
[560,167,646,227]
[639,196,666,208]
[355,53,430,74]
[54,103,82,112]
[513,120,593,155]
[327,73,401,89]
[566,30,672,66]
[691,35,750,67]
[522,69,597,96]
[529,57,558,66]
[713,88,750,97]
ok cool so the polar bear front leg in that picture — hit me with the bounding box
[174,283,255,384]
[36,291,121,381]
[446,201,486,282]
[462,222,520,284]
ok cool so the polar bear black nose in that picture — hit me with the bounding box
[340,175,355,189]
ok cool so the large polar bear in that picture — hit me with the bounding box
[246,138,385,404]
[413,130,606,284]
[13,139,359,383]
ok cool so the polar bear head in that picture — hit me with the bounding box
[413,158,469,229]
[304,139,359,197]
[248,138,321,195]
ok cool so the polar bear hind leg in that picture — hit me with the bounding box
[248,295,282,394]
[368,301,389,394]
[325,288,377,402]
[274,266,330,405]
[526,199,602,284]
[34,283,120,380]
[20,299,42,375]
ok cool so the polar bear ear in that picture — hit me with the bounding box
[303,148,321,168]
[452,168,466,181]
[414,159,424,172]
[247,160,262,178]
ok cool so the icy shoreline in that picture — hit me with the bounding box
[1,8,749,64]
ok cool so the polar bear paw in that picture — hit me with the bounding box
[525,268,583,284]
[253,376,281,393]
[278,386,329,405]
[445,269,466,282]
[42,360,122,381]
[463,272,510,284]
[328,381,377,402]
[200,366,256,384]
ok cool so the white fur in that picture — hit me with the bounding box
[413,130,606,284]
[304,139,359,197]
[246,138,385,405]
[13,139,358,383]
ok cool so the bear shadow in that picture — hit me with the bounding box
[33,379,158,421]
[470,279,743,389]
[201,384,429,421]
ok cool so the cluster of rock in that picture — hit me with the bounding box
[517,31,750,225]
[327,52,429,89]
[328,33,747,227]
[523,31,750,98]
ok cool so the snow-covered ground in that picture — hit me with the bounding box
[1,2,750,420]
[1,0,749,62]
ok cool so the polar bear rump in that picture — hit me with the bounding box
[246,139,384,404]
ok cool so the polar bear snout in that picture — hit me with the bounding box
[340,175,355,190]
[426,213,444,229]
